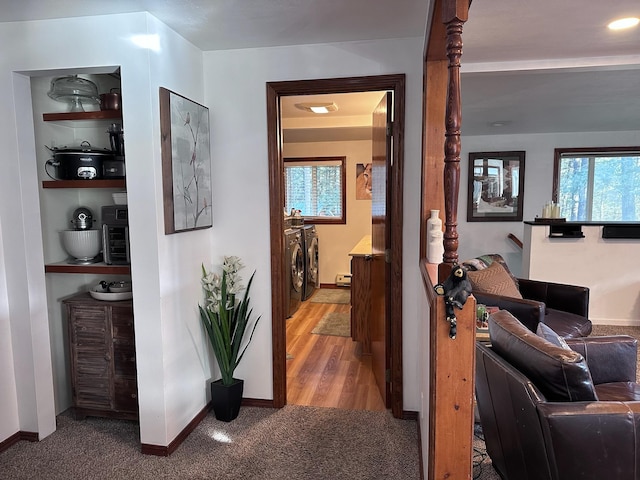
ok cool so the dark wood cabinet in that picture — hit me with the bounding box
[349,235,372,355]
[63,292,138,420]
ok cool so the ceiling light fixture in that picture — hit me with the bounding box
[489,120,511,128]
[607,17,640,30]
[294,102,338,114]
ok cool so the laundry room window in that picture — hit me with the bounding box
[284,156,346,224]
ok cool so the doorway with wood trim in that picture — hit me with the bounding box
[266,74,405,418]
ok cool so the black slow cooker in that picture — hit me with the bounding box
[46,141,115,180]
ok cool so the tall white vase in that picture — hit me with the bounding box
[427,210,444,264]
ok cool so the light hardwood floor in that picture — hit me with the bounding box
[286,293,386,411]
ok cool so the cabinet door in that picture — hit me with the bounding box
[68,305,112,409]
[113,378,138,412]
[110,303,138,413]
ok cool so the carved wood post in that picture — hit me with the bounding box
[438,3,467,283]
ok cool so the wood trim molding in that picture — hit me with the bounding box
[420,59,448,260]
[0,431,38,454]
[267,74,406,418]
[140,403,210,456]
[241,398,275,408]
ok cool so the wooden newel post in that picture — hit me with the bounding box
[429,3,473,480]
[438,6,467,284]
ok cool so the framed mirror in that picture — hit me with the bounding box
[467,151,525,222]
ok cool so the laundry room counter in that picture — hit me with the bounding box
[348,235,372,354]
[348,235,372,257]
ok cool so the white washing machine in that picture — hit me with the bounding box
[302,225,319,301]
[285,228,304,318]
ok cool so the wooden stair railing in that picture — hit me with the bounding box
[508,233,524,249]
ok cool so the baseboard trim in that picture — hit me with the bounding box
[242,398,275,408]
[592,319,640,327]
[0,431,38,454]
[140,398,275,456]
[402,410,419,421]
[140,402,210,457]
[319,283,350,289]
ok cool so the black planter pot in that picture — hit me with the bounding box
[210,378,244,422]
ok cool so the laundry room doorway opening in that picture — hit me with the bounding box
[266,74,405,418]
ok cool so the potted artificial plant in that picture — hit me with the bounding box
[199,256,261,421]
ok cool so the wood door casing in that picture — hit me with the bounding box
[267,75,405,417]
[370,93,392,407]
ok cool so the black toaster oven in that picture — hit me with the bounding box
[101,205,130,265]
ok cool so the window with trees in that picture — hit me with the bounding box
[284,156,346,224]
[553,147,640,221]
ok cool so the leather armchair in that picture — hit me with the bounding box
[466,254,591,338]
[476,310,640,480]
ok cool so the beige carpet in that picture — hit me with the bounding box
[311,312,351,337]
[309,288,350,304]
[0,405,419,480]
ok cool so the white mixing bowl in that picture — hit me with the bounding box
[61,229,102,262]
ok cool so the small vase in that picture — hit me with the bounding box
[427,210,444,264]
[210,378,244,422]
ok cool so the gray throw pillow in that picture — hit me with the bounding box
[536,322,570,350]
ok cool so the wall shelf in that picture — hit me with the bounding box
[42,179,126,189]
[549,224,584,238]
[602,224,640,239]
[45,261,130,275]
[43,111,122,122]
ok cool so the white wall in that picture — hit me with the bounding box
[283,140,372,285]
[0,219,19,442]
[524,224,640,324]
[0,15,428,449]
[0,13,211,447]
[458,130,640,277]
[203,37,425,409]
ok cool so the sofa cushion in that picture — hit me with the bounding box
[543,309,593,339]
[463,253,519,289]
[595,382,640,401]
[536,322,570,349]
[467,261,523,299]
[489,310,598,401]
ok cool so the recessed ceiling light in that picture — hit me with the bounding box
[489,120,511,128]
[294,102,338,114]
[608,17,640,30]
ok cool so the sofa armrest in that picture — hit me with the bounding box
[538,401,640,480]
[473,292,544,332]
[518,278,589,317]
[566,335,638,384]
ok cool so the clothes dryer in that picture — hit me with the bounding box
[285,228,304,317]
[301,225,319,301]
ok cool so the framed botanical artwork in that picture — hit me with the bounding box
[355,163,372,200]
[467,151,525,222]
[160,87,213,234]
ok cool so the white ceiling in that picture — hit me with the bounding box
[461,0,640,136]
[2,0,639,137]
[0,0,428,51]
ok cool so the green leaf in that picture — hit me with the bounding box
[200,263,260,386]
